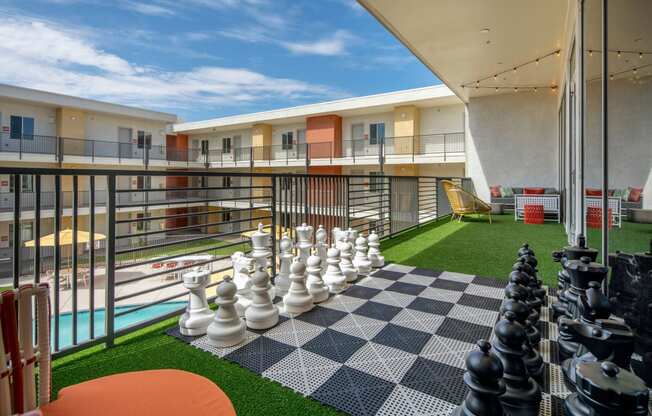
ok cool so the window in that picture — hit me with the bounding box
[222,137,232,153]
[369,123,385,145]
[297,129,306,144]
[282,132,293,150]
[136,213,150,231]
[223,211,232,222]
[8,222,33,247]
[369,172,383,192]
[10,116,35,140]
[201,140,209,155]
[136,176,151,190]
[222,176,231,188]
[136,131,152,149]
[9,175,34,192]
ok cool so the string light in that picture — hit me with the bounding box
[535,58,540,65]
[514,87,518,92]
[556,50,561,57]
[640,52,644,59]
[534,87,538,93]
[513,67,517,73]
[494,74,497,81]
[610,74,614,80]
[617,51,622,58]
[589,50,593,57]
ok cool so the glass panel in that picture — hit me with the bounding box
[10,115,21,139]
[22,117,34,139]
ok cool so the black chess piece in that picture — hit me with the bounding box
[491,312,541,415]
[452,340,506,416]
[552,235,599,320]
[517,243,535,258]
[519,253,538,271]
[500,296,543,381]
[562,257,608,321]
[507,266,542,312]
[564,361,649,416]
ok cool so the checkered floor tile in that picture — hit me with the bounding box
[168,264,571,416]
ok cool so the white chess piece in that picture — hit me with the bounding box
[245,266,280,329]
[295,223,314,263]
[179,269,214,336]
[367,230,385,268]
[275,233,293,297]
[345,227,359,247]
[306,255,329,303]
[315,225,328,274]
[283,258,314,314]
[353,236,372,275]
[323,245,348,294]
[339,241,358,283]
[207,277,246,347]
[332,227,342,246]
[232,252,254,317]
[250,223,275,300]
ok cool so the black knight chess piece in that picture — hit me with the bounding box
[564,361,649,416]
[500,295,543,381]
[452,340,506,416]
[491,312,541,415]
[552,235,598,320]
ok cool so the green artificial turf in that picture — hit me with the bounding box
[51,213,651,414]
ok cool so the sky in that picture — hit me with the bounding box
[0,0,440,122]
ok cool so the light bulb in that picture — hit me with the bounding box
[617,51,622,58]
[609,74,614,81]
[514,87,518,92]
[535,59,539,65]
[534,87,538,93]
[495,87,499,92]
[513,67,517,73]
[589,50,593,57]
[494,74,497,81]
[556,50,561,57]
[639,52,643,59]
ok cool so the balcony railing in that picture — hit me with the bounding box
[0,167,470,356]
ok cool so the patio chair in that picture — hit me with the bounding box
[441,180,492,223]
[0,285,236,416]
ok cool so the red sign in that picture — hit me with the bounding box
[1,181,8,186]
[2,126,8,133]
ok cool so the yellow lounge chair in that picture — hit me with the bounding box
[441,180,492,223]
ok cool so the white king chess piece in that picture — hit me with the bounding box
[250,223,275,300]
[207,277,246,347]
[295,223,314,263]
[323,245,347,294]
[275,233,293,297]
[339,241,358,283]
[179,269,214,336]
[232,251,254,317]
[315,225,328,274]
[353,235,372,276]
[245,266,280,329]
[306,254,329,303]
[367,230,385,268]
[283,258,314,315]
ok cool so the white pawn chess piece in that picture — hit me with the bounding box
[250,223,275,300]
[367,230,385,268]
[207,277,246,347]
[283,258,314,315]
[315,225,328,274]
[295,223,314,263]
[346,227,359,247]
[353,236,372,275]
[323,245,348,294]
[332,227,343,246]
[339,241,358,283]
[232,251,254,317]
[245,266,280,329]
[179,269,214,336]
[275,233,293,297]
[306,255,329,303]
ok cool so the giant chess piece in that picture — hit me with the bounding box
[250,223,275,300]
[315,225,328,275]
[275,233,294,297]
[207,277,246,347]
[345,227,359,247]
[306,255,329,303]
[332,227,343,246]
[492,311,541,415]
[340,241,358,283]
[232,252,254,317]
[283,258,314,314]
[452,340,506,416]
[517,243,535,258]
[353,236,372,276]
[562,256,608,325]
[552,235,598,320]
[179,269,214,336]
[245,266,280,329]
[564,361,649,416]
[367,230,385,268]
[500,295,543,381]
[296,223,314,263]
[323,245,347,294]
[505,268,540,327]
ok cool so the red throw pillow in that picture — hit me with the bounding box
[629,187,643,202]
[490,186,502,198]
[523,187,545,195]
[608,190,615,196]
[585,188,602,196]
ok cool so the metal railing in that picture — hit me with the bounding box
[1,167,469,356]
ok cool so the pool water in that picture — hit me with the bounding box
[55,301,187,350]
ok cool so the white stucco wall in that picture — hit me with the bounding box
[341,111,395,141]
[419,104,465,134]
[0,100,58,136]
[85,113,168,146]
[584,78,652,208]
[465,91,559,201]
[191,128,252,151]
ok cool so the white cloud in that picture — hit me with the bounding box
[0,17,346,113]
[123,1,176,16]
[280,30,357,56]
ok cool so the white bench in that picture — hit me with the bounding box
[514,194,561,223]
[585,196,622,228]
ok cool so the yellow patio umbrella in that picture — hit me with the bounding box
[24,229,106,247]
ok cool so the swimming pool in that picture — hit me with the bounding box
[55,301,187,350]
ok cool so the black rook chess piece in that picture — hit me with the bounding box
[452,340,506,416]
[564,361,649,416]
[491,312,541,415]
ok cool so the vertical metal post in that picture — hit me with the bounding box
[601,0,609,272]
[345,176,350,229]
[12,174,20,288]
[579,0,586,238]
[19,136,23,160]
[34,175,41,283]
[54,175,61,351]
[270,176,277,278]
[89,176,95,339]
[72,175,79,345]
[105,175,116,348]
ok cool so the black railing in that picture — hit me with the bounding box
[0,167,469,356]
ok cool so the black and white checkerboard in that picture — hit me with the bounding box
[168,263,570,416]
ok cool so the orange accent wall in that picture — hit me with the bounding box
[165,175,189,229]
[306,115,342,159]
[308,166,342,175]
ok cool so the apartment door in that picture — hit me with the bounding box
[232,135,241,161]
[350,123,364,157]
[118,127,132,159]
